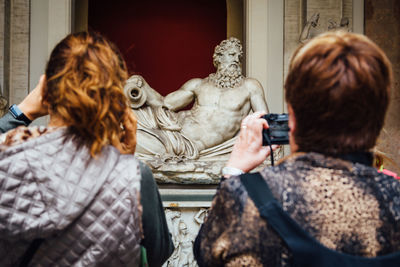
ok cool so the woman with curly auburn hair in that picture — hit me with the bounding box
[0,32,173,266]
[44,31,132,156]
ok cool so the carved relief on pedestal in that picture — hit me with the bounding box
[163,208,209,267]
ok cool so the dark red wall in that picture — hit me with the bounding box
[88,0,227,96]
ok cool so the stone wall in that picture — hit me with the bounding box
[284,0,353,81]
[365,0,400,173]
[0,0,4,95]
[2,0,30,106]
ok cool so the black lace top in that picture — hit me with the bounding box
[194,152,400,266]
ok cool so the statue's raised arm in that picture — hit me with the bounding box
[163,78,202,111]
[246,78,269,113]
[299,12,320,43]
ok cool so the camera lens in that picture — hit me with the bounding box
[269,114,277,120]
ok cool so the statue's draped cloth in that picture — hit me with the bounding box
[135,106,199,159]
[135,106,236,161]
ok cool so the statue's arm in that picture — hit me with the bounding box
[163,78,202,111]
[299,22,312,43]
[247,78,269,113]
[145,85,164,107]
[299,12,320,43]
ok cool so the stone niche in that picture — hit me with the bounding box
[158,1,359,265]
[143,0,357,186]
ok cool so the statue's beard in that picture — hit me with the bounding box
[207,63,244,89]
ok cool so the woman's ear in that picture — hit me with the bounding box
[288,105,296,133]
[288,104,298,153]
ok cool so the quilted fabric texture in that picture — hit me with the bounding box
[0,128,142,266]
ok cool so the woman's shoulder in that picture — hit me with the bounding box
[220,175,248,194]
[0,126,57,149]
[218,175,254,209]
[369,170,400,213]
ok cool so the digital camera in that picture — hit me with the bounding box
[262,113,290,146]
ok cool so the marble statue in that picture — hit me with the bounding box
[193,208,208,224]
[165,209,182,240]
[170,220,196,267]
[125,38,269,182]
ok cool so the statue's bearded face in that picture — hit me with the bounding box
[209,37,244,88]
[213,37,243,67]
[218,46,241,71]
[208,48,244,89]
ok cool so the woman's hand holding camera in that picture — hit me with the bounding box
[224,111,278,177]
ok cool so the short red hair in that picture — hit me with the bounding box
[285,32,392,154]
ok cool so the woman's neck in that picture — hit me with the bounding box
[48,114,67,128]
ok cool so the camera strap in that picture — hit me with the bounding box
[240,172,400,267]
[269,143,274,166]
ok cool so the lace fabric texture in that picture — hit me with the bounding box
[195,152,400,266]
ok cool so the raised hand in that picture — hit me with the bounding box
[225,111,278,174]
[18,75,49,120]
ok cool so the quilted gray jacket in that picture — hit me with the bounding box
[0,128,142,266]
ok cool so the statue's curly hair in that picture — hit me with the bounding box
[45,31,130,157]
[212,37,243,68]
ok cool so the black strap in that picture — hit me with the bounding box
[18,238,44,267]
[269,144,275,166]
[337,152,373,166]
[240,172,400,267]
[240,172,275,207]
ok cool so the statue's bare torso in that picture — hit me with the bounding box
[164,77,268,151]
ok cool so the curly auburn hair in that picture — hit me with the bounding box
[285,32,392,155]
[45,31,132,157]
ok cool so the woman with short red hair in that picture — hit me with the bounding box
[194,32,400,266]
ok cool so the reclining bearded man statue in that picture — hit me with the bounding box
[125,37,269,182]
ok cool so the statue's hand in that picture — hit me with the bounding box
[328,19,337,30]
[115,108,137,154]
[310,12,320,27]
[155,106,182,131]
[161,124,182,131]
